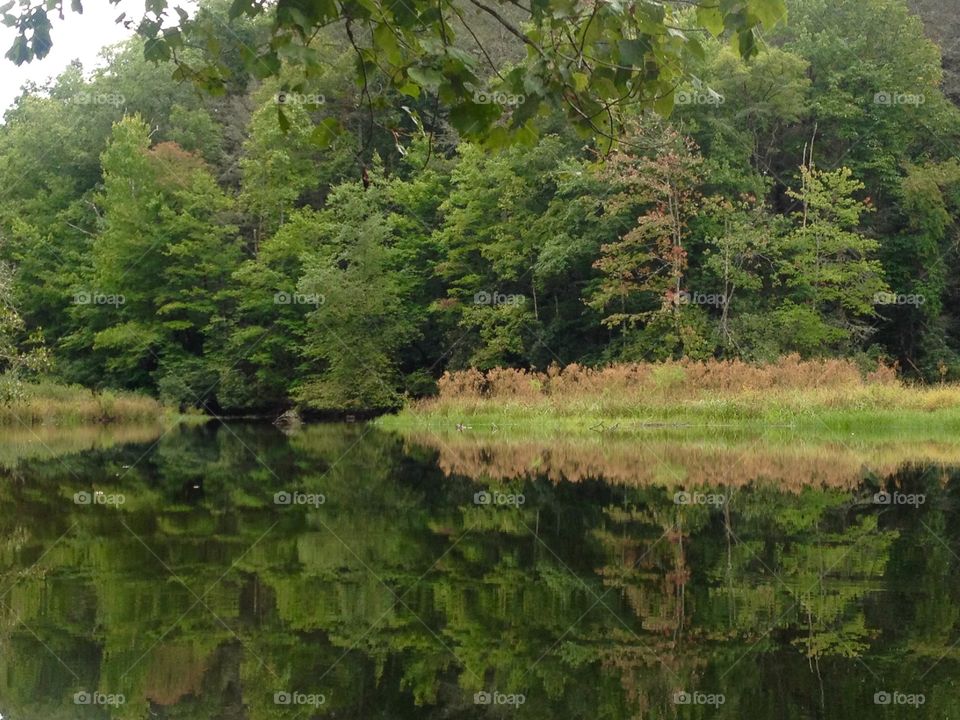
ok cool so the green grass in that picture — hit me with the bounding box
[379,384,960,441]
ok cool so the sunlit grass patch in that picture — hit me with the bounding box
[386,357,960,434]
[0,380,166,425]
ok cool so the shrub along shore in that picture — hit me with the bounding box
[379,357,960,435]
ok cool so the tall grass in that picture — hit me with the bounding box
[0,381,165,425]
[393,356,960,428]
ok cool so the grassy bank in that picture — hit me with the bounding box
[0,381,169,425]
[380,357,960,436]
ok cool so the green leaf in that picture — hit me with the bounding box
[481,125,511,150]
[618,38,649,67]
[734,29,757,58]
[406,66,444,91]
[143,37,170,62]
[686,36,706,61]
[228,0,253,19]
[162,27,183,49]
[696,5,724,36]
[521,71,546,96]
[5,35,28,64]
[749,0,787,28]
[373,23,401,65]
[250,50,281,79]
[31,24,53,58]
[448,101,499,137]
[310,117,342,148]
[654,90,675,117]
[549,0,576,19]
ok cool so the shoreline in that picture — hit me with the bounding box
[379,388,960,442]
[377,360,960,439]
[377,408,960,442]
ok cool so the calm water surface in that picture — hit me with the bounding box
[0,422,957,719]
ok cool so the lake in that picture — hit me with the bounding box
[0,421,956,718]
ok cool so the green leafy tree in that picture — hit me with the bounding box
[219,210,318,411]
[69,116,241,404]
[434,139,571,368]
[680,45,811,198]
[700,196,786,356]
[0,260,49,401]
[878,160,960,377]
[239,91,319,242]
[775,166,888,354]
[294,177,418,411]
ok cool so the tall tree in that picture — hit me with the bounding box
[775,166,888,354]
[587,127,710,359]
[295,175,418,411]
[68,116,241,405]
[0,260,48,402]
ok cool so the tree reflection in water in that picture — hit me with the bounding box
[0,422,956,718]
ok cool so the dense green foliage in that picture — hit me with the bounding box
[4,0,788,144]
[1,0,959,412]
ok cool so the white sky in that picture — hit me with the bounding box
[0,0,144,111]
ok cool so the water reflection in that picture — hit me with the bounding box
[401,427,960,489]
[0,423,165,470]
[0,423,957,718]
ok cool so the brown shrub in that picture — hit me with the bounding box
[435,357,899,402]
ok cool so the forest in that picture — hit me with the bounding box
[1,0,959,413]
